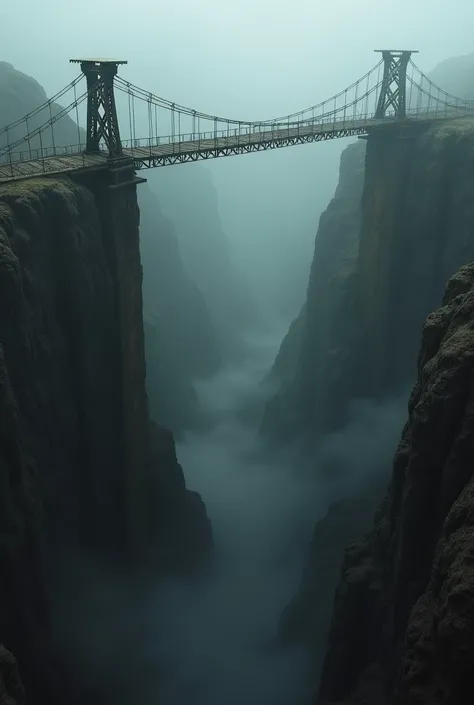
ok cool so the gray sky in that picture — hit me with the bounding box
[4,0,474,318]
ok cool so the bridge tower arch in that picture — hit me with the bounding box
[70,58,127,158]
[374,50,417,119]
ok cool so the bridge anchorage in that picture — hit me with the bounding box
[1,48,474,183]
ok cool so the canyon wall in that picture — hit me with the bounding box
[0,173,212,703]
[317,261,474,705]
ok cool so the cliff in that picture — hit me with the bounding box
[317,261,474,705]
[0,176,212,703]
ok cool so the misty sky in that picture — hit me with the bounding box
[4,0,474,319]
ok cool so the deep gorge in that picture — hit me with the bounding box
[2,44,474,705]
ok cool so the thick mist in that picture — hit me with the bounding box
[149,324,408,705]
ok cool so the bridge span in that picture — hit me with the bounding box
[0,49,473,183]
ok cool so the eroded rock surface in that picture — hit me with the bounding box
[317,263,474,705]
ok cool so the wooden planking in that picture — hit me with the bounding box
[0,152,108,182]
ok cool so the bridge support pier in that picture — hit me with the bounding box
[374,50,417,119]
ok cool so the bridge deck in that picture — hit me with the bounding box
[0,112,467,183]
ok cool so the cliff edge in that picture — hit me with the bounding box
[317,261,474,705]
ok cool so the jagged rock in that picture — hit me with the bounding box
[0,645,25,705]
[317,262,474,705]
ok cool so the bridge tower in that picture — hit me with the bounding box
[374,50,417,119]
[70,58,127,158]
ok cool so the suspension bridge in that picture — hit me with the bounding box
[0,49,473,183]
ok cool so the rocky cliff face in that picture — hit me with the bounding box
[0,176,212,703]
[317,261,474,705]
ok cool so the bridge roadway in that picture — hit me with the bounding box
[0,109,471,183]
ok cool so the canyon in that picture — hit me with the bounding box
[2,47,474,705]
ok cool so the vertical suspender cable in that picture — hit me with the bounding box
[39,129,44,172]
[25,116,31,159]
[408,62,414,114]
[128,85,133,148]
[148,93,153,151]
[74,82,81,151]
[132,93,137,145]
[49,101,56,155]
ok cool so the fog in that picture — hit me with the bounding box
[152,329,407,705]
[3,1,474,703]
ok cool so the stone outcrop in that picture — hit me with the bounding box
[317,261,474,705]
[0,645,25,705]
